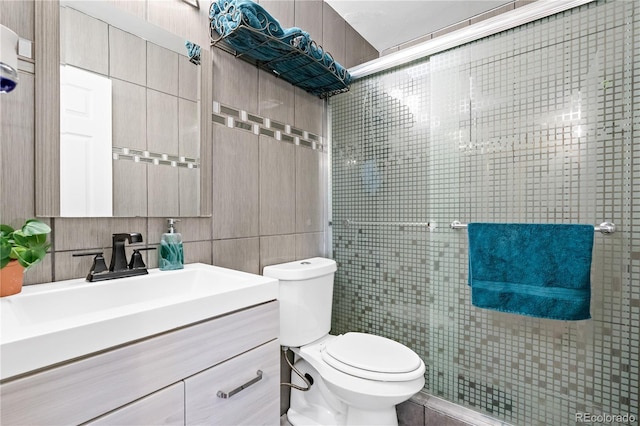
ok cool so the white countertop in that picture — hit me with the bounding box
[0,263,278,381]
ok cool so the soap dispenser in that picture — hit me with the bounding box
[159,218,184,270]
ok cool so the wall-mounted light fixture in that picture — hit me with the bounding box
[1,24,19,93]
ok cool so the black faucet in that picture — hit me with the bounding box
[73,233,154,282]
[109,233,143,272]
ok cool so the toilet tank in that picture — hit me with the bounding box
[263,257,337,347]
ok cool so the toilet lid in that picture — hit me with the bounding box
[321,333,424,381]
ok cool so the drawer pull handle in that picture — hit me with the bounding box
[216,370,263,399]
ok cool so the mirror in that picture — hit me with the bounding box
[37,1,210,217]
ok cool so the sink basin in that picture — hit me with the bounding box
[0,263,278,380]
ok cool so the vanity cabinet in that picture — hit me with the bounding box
[0,301,279,426]
[185,340,280,425]
[86,383,185,426]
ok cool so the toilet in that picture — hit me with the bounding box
[263,257,425,426]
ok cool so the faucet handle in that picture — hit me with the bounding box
[129,250,145,270]
[91,253,109,274]
[73,251,108,279]
[128,247,156,270]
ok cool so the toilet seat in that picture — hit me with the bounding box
[320,333,424,382]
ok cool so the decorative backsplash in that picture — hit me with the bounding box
[112,146,200,169]
[212,101,324,151]
[330,1,639,424]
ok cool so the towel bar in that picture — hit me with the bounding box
[343,220,432,228]
[450,221,616,234]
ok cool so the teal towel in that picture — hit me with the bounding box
[185,41,201,65]
[210,0,351,96]
[467,223,594,320]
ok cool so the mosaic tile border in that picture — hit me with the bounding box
[112,146,200,169]
[212,101,324,151]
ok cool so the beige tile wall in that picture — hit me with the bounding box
[109,26,147,85]
[62,7,109,74]
[212,126,260,239]
[0,0,378,285]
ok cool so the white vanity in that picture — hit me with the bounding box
[0,263,280,425]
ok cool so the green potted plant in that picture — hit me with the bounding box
[0,219,51,297]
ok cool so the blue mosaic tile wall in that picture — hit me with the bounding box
[330,1,639,424]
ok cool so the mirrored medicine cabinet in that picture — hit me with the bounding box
[35,0,212,218]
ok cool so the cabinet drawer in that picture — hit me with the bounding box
[86,382,184,426]
[186,340,280,426]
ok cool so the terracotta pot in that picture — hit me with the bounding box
[0,260,25,297]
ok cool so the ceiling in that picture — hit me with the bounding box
[324,0,512,53]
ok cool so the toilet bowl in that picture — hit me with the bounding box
[291,334,425,425]
[263,258,425,426]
